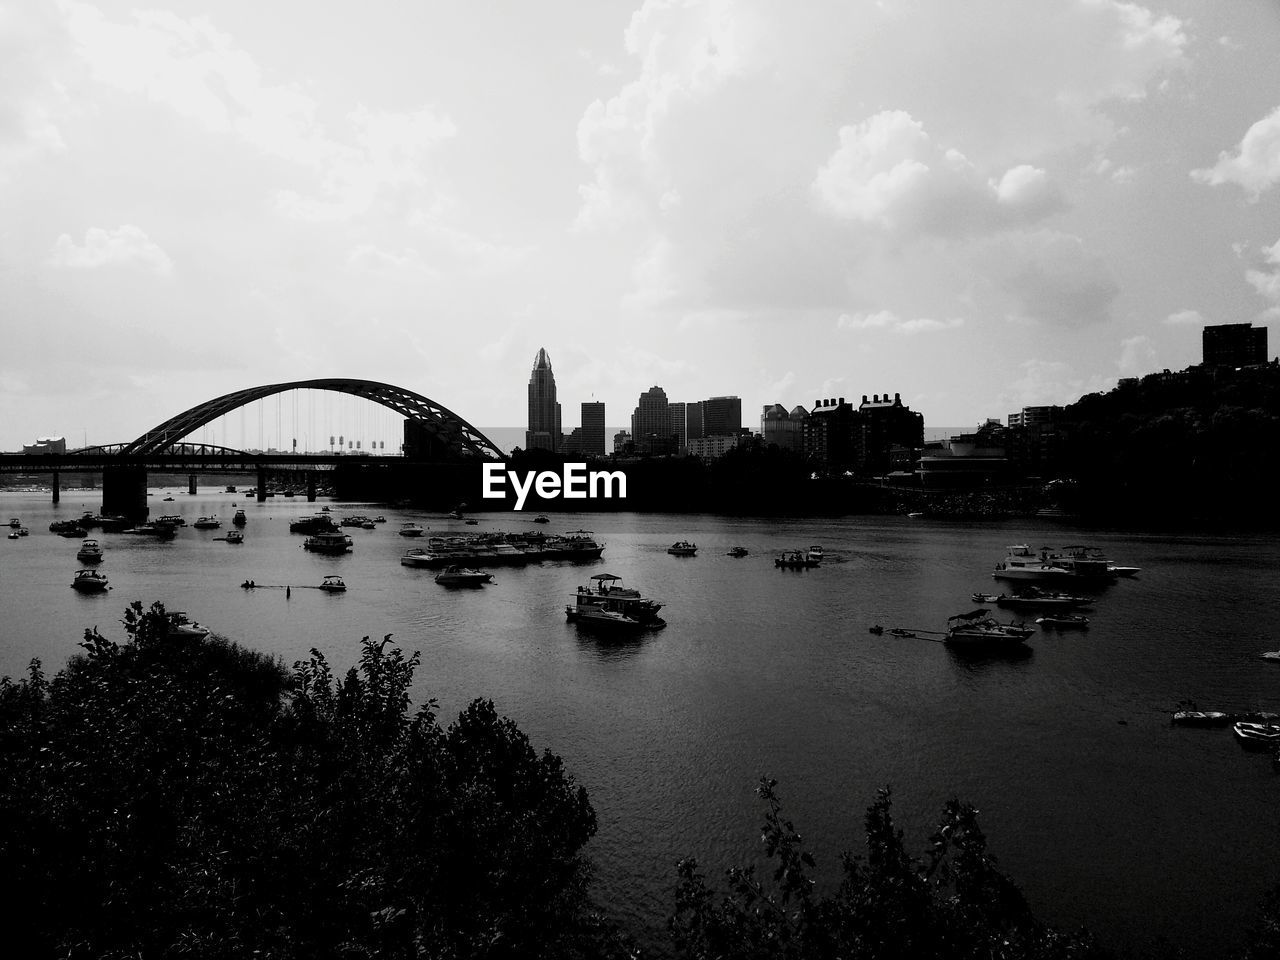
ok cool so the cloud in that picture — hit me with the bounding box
[1245,238,1280,303]
[1118,334,1156,375]
[836,310,964,334]
[48,225,173,275]
[1192,105,1280,198]
[1163,308,1203,325]
[992,230,1120,326]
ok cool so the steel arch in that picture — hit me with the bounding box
[122,379,503,459]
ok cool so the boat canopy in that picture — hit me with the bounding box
[590,573,622,582]
[949,609,991,621]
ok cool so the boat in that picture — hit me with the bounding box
[157,515,187,526]
[566,574,665,628]
[434,566,494,586]
[971,593,1002,604]
[540,531,605,561]
[225,485,236,493]
[807,545,824,563]
[1045,545,1119,582]
[448,510,463,520]
[533,515,550,524]
[232,509,247,526]
[1108,565,1141,578]
[944,609,1033,648]
[361,520,376,529]
[121,523,176,538]
[1233,722,1280,750]
[167,612,210,639]
[71,568,110,592]
[775,551,818,569]
[906,511,924,519]
[399,522,426,537]
[224,530,244,544]
[1260,651,1280,662]
[318,575,347,592]
[17,527,28,536]
[192,516,220,529]
[400,548,434,568]
[303,532,353,554]
[7,531,19,540]
[992,546,1077,583]
[1171,710,1232,726]
[7,518,20,528]
[996,591,1091,610]
[667,541,697,556]
[341,516,370,528]
[162,496,175,502]
[289,514,338,534]
[373,516,386,523]
[727,546,749,557]
[1035,614,1090,628]
[76,539,103,562]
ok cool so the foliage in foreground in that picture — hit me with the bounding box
[0,601,608,959]
[670,778,1109,960]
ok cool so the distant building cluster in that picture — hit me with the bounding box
[759,393,923,475]
[524,349,606,458]
[23,436,66,455]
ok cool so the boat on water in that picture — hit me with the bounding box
[400,548,434,568]
[944,609,1033,649]
[465,518,478,525]
[1035,614,1090,628]
[76,539,103,562]
[807,545,824,563]
[435,566,494,586]
[232,509,247,526]
[225,485,236,493]
[399,522,426,537]
[7,518,20,528]
[1233,722,1280,750]
[71,568,110,592]
[224,530,244,544]
[541,530,605,561]
[121,523,176,538]
[162,496,175,502]
[167,612,210,638]
[157,515,186,526]
[906,511,925,519]
[566,573,665,630]
[992,545,1077,583]
[775,550,818,569]
[192,516,221,529]
[290,514,339,534]
[304,532,354,554]
[373,516,386,523]
[996,591,1091,610]
[448,510,463,520]
[318,575,347,592]
[727,546,749,557]
[1260,651,1280,662]
[341,516,370,528]
[668,541,697,556]
[1171,710,1232,726]
[7,531,19,539]
[1047,545,1120,581]
[533,515,550,524]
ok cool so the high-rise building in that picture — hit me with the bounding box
[761,404,807,451]
[686,401,705,442]
[668,402,687,451]
[1203,322,1267,367]
[703,396,742,437]
[581,402,606,457]
[631,386,672,455]
[525,348,560,452]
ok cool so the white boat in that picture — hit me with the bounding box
[318,575,347,592]
[668,541,697,556]
[400,548,434,568]
[232,509,247,526]
[1260,651,1280,662]
[567,573,665,628]
[399,522,426,537]
[807,545,824,562]
[304,532,353,554]
[992,546,1076,583]
[1035,614,1090,628]
[434,566,494,586]
[76,539,104,562]
[1234,722,1280,750]
[1171,710,1231,726]
[71,568,110,592]
[192,516,221,529]
[167,612,210,638]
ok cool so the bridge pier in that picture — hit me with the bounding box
[306,474,316,502]
[188,474,197,495]
[103,466,149,521]
[51,470,59,504]
[257,467,267,502]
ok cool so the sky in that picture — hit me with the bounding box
[3,0,1280,450]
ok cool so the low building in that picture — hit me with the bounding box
[686,434,746,461]
[23,436,66,455]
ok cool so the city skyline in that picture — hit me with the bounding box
[3,1,1280,451]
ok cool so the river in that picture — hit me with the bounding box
[1,488,1278,957]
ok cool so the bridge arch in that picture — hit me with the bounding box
[121,378,503,459]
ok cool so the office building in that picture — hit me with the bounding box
[668,402,687,452]
[525,348,560,453]
[686,401,705,442]
[581,402,606,457]
[702,396,742,437]
[631,386,673,455]
[1203,323,1267,367]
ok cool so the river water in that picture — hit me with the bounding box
[1,488,1278,957]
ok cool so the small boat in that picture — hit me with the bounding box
[667,541,697,556]
[1260,651,1280,662]
[225,485,237,493]
[727,546,749,557]
[399,522,426,537]
[807,545,824,563]
[7,531,18,539]
[167,612,210,639]
[1108,565,1141,578]
[157,515,186,526]
[434,566,494,586]
[162,496,175,501]
[17,527,28,536]
[906,511,924,519]
[1234,722,1280,750]
[224,530,244,544]
[1171,711,1232,726]
[1035,614,1089,628]
[77,539,104,562]
[232,509,247,526]
[373,516,386,523]
[318,575,347,592]
[71,568,110,592]
[7,518,21,528]
[775,551,817,569]
[320,506,331,512]
[448,510,464,520]
[362,520,377,529]
[304,532,354,554]
[192,516,220,529]
[868,625,884,635]
[533,515,550,524]
[971,593,1002,604]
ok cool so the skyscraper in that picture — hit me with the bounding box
[581,402,605,457]
[703,396,742,437]
[668,402,687,452]
[526,348,560,452]
[631,386,672,455]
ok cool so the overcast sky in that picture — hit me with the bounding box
[3,0,1280,449]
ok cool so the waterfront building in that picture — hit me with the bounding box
[702,396,742,437]
[1006,406,1062,428]
[668,402,687,452]
[761,403,807,452]
[631,386,673,455]
[1203,322,1267,368]
[581,402,606,457]
[23,436,67,455]
[802,398,857,467]
[526,348,561,453]
[856,393,924,474]
[1005,406,1063,477]
[919,422,1011,489]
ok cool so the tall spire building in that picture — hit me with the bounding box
[526,348,560,453]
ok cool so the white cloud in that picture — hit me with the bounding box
[1245,238,1280,303]
[48,225,172,275]
[1118,334,1156,375]
[836,310,963,334]
[1192,105,1280,198]
[1163,308,1203,325]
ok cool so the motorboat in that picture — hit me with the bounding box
[434,566,494,586]
[167,612,210,639]
[944,609,1033,648]
[121,523,176,539]
[162,496,175,502]
[232,509,247,526]
[362,520,377,529]
[7,531,19,540]
[192,516,221,529]
[448,510,464,520]
[156,515,186,526]
[1108,565,1141,578]
[320,506,331,512]
[996,591,1091,610]
[1171,711,1232,726]
[303,532,353,554]
[533,515,550,524]
[1046,545,1119,581]
[50,519,85,534]
[1260,651,1280,662]
[7,518,20,528]
[318,575,347,592]
[76,539,104,562]
[341,516,370,528]
[807,545,824,562]
[224,530,244,544]
[727,546,749,557]
[992,546,1077,583]
[290,514,338,534]
[1035,614,1090,628]
[1233,721,1280,750]
[775,551,818,569]
[399,522,426,537]
[567,573,665,628]
[540,531,605,561]
[906,511,924,519]
[17,527,28,536]
[668,541,697,556]
[373,516,386,523]
[971,593,1002,604]
[400,548,434,568]
[225,485,236,493]
[71,568,110,592]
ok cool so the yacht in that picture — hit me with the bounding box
[76,539,104,562]
[434,566,494,586]
[303,532,354,554]
[566,574,665,629]
[400,547,434,568]
[71,568,110,592]
[7,518,20,528]
[667,541,697,556]
[318,575,347,592]
[399,522,426,537]
[992,546,1076,583]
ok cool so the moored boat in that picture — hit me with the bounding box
[1234,721,1280,750]
[399,522,426,537]
[1035,614,1090,628]
[167,612,210,638]
[807,545,824,563]
[566,573,665,628]
[1171,710,1232,726]
[76,539,104,562]
[318,575,347,592]
[304,532,353,554]
[434,566,494,586]
[727,546,749,557]
[944,609,1032,649]
[224,530,244,544]
[232,509,247,526]
[290,514,338,534]
[71,568,110,592]
[1260,651,1280,662]
[192,516,220,529]
[668,540,697,556]
[7,517,20,528]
